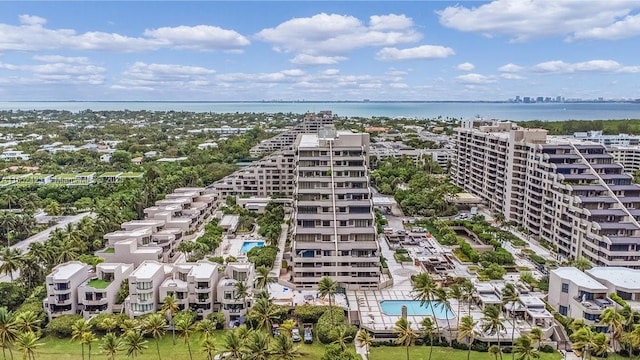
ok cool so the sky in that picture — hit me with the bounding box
[0,1,639,101]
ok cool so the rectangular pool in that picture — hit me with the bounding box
[380,300,454,319]
[241,241,265,253]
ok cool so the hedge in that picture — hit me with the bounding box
[46,314,83,338]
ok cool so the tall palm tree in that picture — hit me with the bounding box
[175,313,195,360]
[394,317,417,360]
[600,308,624,358]
[501,283,519,360]
[14,331,42,360]
[0,248,22,281]
[412,273,439,343]
[245,331,270,360]
[571,326,596,360]
[143,313,166,360]
[571,258,592,272]
[254,266,276,291]
[458,316,478,360]
[482,305,505,360]
[196,319,216,340]
[100,333,123,360]
[251,297,279,334]
[356,330,373,358]
[435,287,453,346]
[123,331,147,359]
[528,327,543,352]
[81,331,98,360]
[234,281,251,312]
[449,283,464,326]
[514,335,539,360]
[489,345,502,360]
[421,317,436,360]
[0,307,18,360]
[331,326,353,351]
[119,319,139,335]
[270,334,301,360]
[200,337,216,360]
[591,333,609,359]
[14,312,40,335]
[317,276,338,325]
[71,319,93,360]
[222,330,245,360]
[461,279,476,316]
[161,295,179,345]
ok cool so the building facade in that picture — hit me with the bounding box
[43,262,92,320]
[290,128,382,290]
[453,120,640,267]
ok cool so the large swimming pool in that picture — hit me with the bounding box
[241,241,265,253]
[380,300,455,319]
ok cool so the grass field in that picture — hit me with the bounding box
[32,334,563,360]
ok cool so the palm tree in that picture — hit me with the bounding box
[100,333,123,360]
[279,319,296,337]
[14,312,39,336]
[514,335,539,360]
[233,281,250,312]
[81,331,98,360]
[591,333,609,359]
[528,327,543,352]
[245,331,270,360]
[458,316,478,360]
[14,331,42,360]
[501,283,519,360]
[251,297,279,334]
[143,313,166,360]
[571,326,596,360]
[0,248,22,281]
[482,305,505,360]
[100,318,118,335]
[254,266,275,291]
[356,330,373,357]
[317,276,338,325]
[435,287,453,346]
[123,331,147,359]
[71,319,93,360]
[196,319,216,340]
[394,317,417,360]
[421,317,436,360]
[461,279,476,316]
[270,334,301,360]
[222,330,245,360]
[571,258,592,272]
[412,273,440,343]
[119,319,139,335]
[175,313,195,360]
[331,326,353,351]
[600,308,624,358]
[489,345,502,360]
[200,337,216,360]
[449,283,464,326]
[161,295,179,345]
[0,307,18,360]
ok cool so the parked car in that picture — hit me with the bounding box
[292,327,301,342]
[303,324,313,344]
[272,324,280,337]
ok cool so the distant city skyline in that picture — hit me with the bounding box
[0,1,640,101]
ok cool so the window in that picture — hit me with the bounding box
[137,282,152,290]
[559,305,568,316]
[584,312,599,322]
[561,283,569,293]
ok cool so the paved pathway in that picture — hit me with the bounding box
[354,330,369,360]
[0,212,94,282]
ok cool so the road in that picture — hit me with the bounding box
[0,212,94,282]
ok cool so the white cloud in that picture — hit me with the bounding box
[322,69,340,76]
[32,55,90,64]
[289,54,348,65]
[571,13,640,40]
[375,45,454,61]
[0,58,106,85]
[386,70,408,76]
[280,69,305,76]
[389,83,409,88]
[532,59,623,73]
[456,62,475,71]
[117,62,216,88]
[498,63,523,73]
[456,73,497,84]
[143,25,250,50]
[438,0,638,42]
[500,73,525,80]
[0,15,249,52]
[256,12,422,56]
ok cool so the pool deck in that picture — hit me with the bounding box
[348,289,461,332]
[222,234,265,258]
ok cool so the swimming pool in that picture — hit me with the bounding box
[379,300,455,319]
[241,241,265,253]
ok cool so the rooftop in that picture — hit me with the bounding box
[51,261,88,280]
[552,267,608,290]
[131,261,164,279]
[586,267,640,290]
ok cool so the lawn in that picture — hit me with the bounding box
[87,279,111,289]
[369,345,562,360]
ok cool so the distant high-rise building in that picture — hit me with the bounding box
[523,97,532,103]
[536,96,544,103]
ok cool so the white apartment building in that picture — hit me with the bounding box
[586,267,640,306]
[126,260,167,318]
[453,120,640,268]
[0,150,30,161]
[370,142,451,169]
[607,146,640,174]
[548,267,612,328]
[159,260,220,319]
[290,128,382,290]
[573,131,640,147]
[216,262,256,325]
[43,261,92,319]
[77,263,133,319]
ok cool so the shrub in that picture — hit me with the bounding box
[529,254,546,265]
[15,299,47,325]
[610,293,628,307]
[316,308,356,344]
[208,256,224,264]
[207,312,226,329]
[89,313,127,333]
[293,305,332,323]
[502,346,513,353]
[540,344,555,353]
[472,342,489,352]
[247,245,278,268]
[46,314,83,338]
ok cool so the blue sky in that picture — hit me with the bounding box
[0,1,639,101]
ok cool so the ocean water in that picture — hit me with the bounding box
[1,101,639,121]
